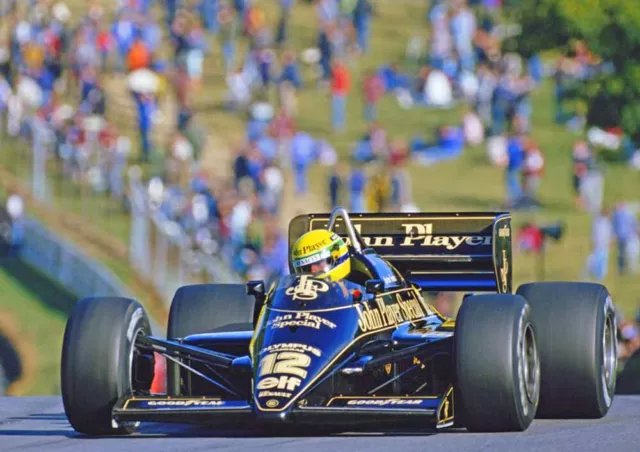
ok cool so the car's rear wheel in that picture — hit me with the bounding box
[61,297,152,435]
[166,284,254,395]
[517,282,616,418]
[455,294,540,432]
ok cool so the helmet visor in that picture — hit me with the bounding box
[297,257,333,275]
[293,247,348,275]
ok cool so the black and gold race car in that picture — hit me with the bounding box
[61,207,617,435]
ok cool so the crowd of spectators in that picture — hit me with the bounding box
[310,0,547,213]
[0,0,638,287]
[0,0,383,284]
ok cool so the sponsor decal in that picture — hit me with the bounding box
[147,400,224,407]
[143,399,225,407]
[351,223,491,250]
[400,223,491,249]
[498,224,511,238]
[499,249,509,293]
[346,399,425,406]
[382,274,397,285]
[292,235,338,257]
[355,291,427,333]
[260,343,322,358]
[293,251,331,268]
[125,399,251,411]
[256,350,316,402]
[352,224,395,248]
[326,397,439,409]
[384,363,392,375]
[285,275,330,301]
[259,351,311,379]
[257,375,302,392]
[258,391,292,399]
[270,311,337,330]
[265,399,280,408]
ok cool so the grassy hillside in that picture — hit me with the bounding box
[1,0,637,320]
[0,259,76,395]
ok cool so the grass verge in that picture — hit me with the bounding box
[0,259,76,395]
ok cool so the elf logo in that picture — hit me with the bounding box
[257,375,302,392]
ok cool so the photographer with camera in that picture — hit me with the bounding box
[516,220,564,280]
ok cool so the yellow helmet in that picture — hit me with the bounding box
[291,230,351,282]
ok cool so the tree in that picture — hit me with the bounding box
[506,0,640,142]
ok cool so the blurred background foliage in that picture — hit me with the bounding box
[507,0,640,142]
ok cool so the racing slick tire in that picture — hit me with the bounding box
[167,284,254,395]
[516,282,616,418]
[455,294,540,432]
[61,297,151,435]
[167,284,254,337]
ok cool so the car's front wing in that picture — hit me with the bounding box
[112,388,455,429]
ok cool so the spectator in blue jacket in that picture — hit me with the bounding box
[132,91,155,162]
[585,208,612,281]
[349,163,367,212]
[277,50,303,88]
[199,0,220,34]
[505,132,524,207]
[290,131,316,194]
[328,164,342,209]
[276,0,296,45]
[353,0,373,54]
[611,202,640,275]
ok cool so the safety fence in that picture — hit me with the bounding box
[0,95,241,308]
[128,173,242,304]
[19,216,132,300]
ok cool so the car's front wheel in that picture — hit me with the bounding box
[61,297,152,435]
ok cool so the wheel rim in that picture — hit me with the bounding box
[519,323,540,411]
[128,328,143,391]
[119,328,143,430]
[602,313,616,395]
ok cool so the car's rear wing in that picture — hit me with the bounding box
[288,212,512,293]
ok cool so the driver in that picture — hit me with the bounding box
[291,230,351,282]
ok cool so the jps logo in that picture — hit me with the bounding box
[400,223,491,249]
[499,250,509,293]
[351,223,491,250]
[286,275,329,301]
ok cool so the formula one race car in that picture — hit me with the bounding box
[61,207,617,435]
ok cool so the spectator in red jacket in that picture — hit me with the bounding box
[362,69,385,122]
[331,58,351,132]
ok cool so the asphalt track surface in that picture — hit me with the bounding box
[0,396,638,452]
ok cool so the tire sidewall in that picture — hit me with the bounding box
[512,303,539,428]
[115,303,150,433]
[596,294,617,414]
[118,304,151,399]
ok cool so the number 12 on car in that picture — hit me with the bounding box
[259,352,311,378]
